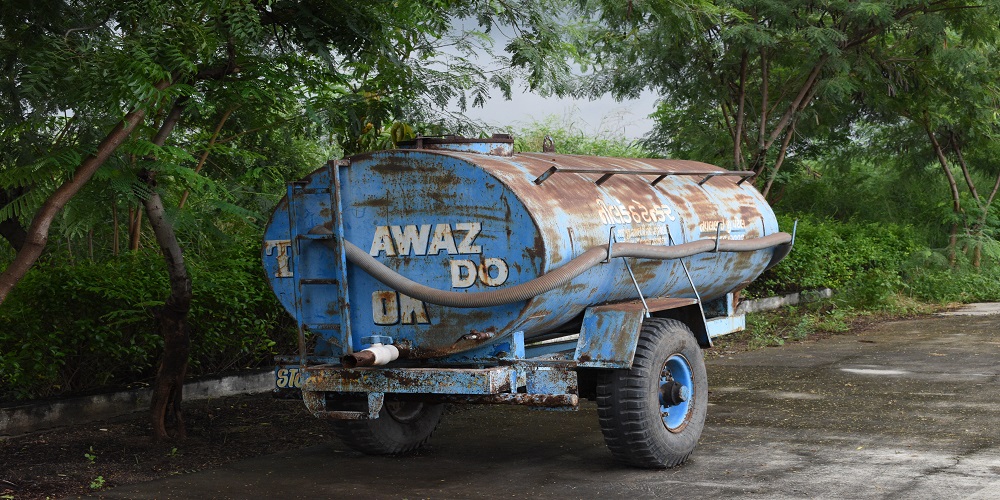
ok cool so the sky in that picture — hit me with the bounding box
[442,17,661,141]
[459,85,661,140]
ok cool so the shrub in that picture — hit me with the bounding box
[0,249,295,402]
[750,212,921,300]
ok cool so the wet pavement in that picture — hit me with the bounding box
[99,309,1000,499]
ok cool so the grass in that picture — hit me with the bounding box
[708,296,947,357]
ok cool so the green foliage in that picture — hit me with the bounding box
[0,249,295,401]
[903,255,1000,303]
[742,304,854,350]
[511,116,657,158]
[89,476,105,490]
[753,209,1000,310]
[752,213,921,297]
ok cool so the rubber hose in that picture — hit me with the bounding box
[311,226,791,309]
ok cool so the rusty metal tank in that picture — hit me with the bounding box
[262,135,782,360]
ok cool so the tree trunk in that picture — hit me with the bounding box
[130,208,143,251]
[145,100,193,441]
[146,187,192,440]
[923,119,963,266]
[0,80,169,303]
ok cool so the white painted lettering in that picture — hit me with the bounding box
[478,258,509,287]
[596,199,612,224]
[369,226,396,256]
[427,223,458,255]
[399,293,430,324]
[454,222,483,254]
[264,240,293,277]
[391,224,431,256]
[372,291,399,325]
[450,260,478,288]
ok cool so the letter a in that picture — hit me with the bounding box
[369,226,396,256]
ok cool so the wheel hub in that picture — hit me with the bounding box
[659,354,694,432]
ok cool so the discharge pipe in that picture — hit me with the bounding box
[311,225,791,309]
[342,343,399,368]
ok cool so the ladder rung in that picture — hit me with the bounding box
[293,187,332,195]
[304,323,342,330]
[300,278,339,285]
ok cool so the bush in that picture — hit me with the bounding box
[511,116,657,158]
[749,212,1000,309]
[0,250,295,402]
[750,213,921,300]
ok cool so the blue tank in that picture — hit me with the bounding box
[262,135,786,361]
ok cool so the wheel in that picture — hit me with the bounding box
[331,396,445,455]
[596,318,708,468]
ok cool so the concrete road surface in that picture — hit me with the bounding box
[99,308,1000,499]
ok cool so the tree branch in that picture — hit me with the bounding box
[179,107,235,209]
[733,50,748,170]
[923,114,962,216]
[764,56,827,151]
[762,117,796,200]
[986,170,1000,209]
[0,80,171,303]
[949,131,980,204]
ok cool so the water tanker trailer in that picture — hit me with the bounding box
[264,135,792,468]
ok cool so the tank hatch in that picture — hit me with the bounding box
[397,134,514,157]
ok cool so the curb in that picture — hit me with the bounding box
[1,371,272,438]
[737,288,833,314]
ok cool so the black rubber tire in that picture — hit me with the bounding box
[331,397,445,455]
[596,318,708,469]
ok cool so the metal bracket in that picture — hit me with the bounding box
[713,222,722,252]
[605,229,649,318]
[667,224,711,347]
[622,255,650,319]
[603,226,615,263]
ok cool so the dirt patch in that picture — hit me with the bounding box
[0,393,331,499]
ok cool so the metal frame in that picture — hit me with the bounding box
[533,166,755,186]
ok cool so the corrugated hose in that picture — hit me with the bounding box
[310,225,791,309]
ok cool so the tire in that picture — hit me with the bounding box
[596,318,708,469]
[332,396,445,455]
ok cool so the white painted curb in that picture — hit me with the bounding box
[1,371,272,438]
[737,288,834,314]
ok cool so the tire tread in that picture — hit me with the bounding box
[596,318,707,469]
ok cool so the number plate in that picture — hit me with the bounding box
[274,366,302,389]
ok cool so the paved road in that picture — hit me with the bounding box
[100,309,1000,499]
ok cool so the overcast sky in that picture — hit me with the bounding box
[441,18,660,141]
[459,86,660,140]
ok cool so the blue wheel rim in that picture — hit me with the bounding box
[660,354,693,431]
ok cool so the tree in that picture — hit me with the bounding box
[0,0,576,438]
[575,0,994,200]
[853,12,1000,265]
